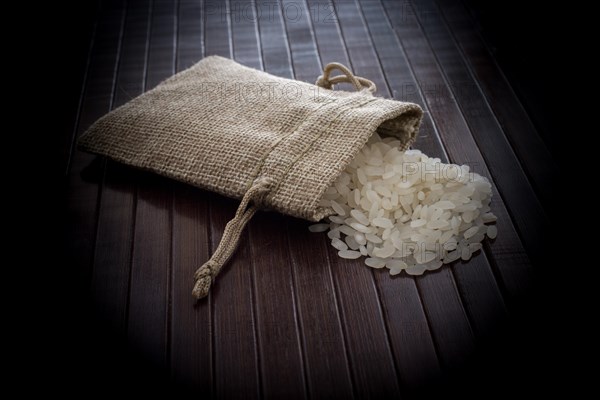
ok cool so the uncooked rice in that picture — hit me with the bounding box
[309,133,497,276]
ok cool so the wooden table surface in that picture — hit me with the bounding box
[61,0,555,398]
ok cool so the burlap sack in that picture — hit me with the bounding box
[79,56,423,299]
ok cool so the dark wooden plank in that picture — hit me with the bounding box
[373,273,443,388]
[231,1,308,398]
[285,220,356,400]
[309,0,443,390]
[230,0,262,69]
[204,0,233,57]
[171,185,212,392]
[256,1,293,80]
[170,0,212,393]
[380,0,535,301]
[358,0,509,350]
[412,0,549,260]
[406,0,538,319]
[436,0,557,210]
[355,0,508,342]
[326,257,402,398]
[282,1,401,397]
[460,2,559,160]
[204,2,261,398]
[279,0,321,81]
[341,0,475,373]
[248,213,308,400]
[303,1,348,73]
[254,2,357,398]
[127,0,176,370]
[210,196,261,400]
[127,174,172,367]
[91,0,152,336]
[177,0,204,71]
[256,3,355,399]
[61,3,99,175]
[332,0,485,374]
[65,0,126,299]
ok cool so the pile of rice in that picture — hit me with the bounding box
[309,134,497,276]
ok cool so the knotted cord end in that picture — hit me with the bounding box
[192,176,274,300]
[315,75,333,90]
[192,260,217,299]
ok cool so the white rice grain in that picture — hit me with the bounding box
[331,238,348,251]
[365,257,386,268]
[338,250,362,259]
[308,223,329,232]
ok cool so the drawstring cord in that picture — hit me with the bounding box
[316,62,377,94]
[192,177,273,299]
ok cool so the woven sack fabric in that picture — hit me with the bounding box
[79,56,423,299]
